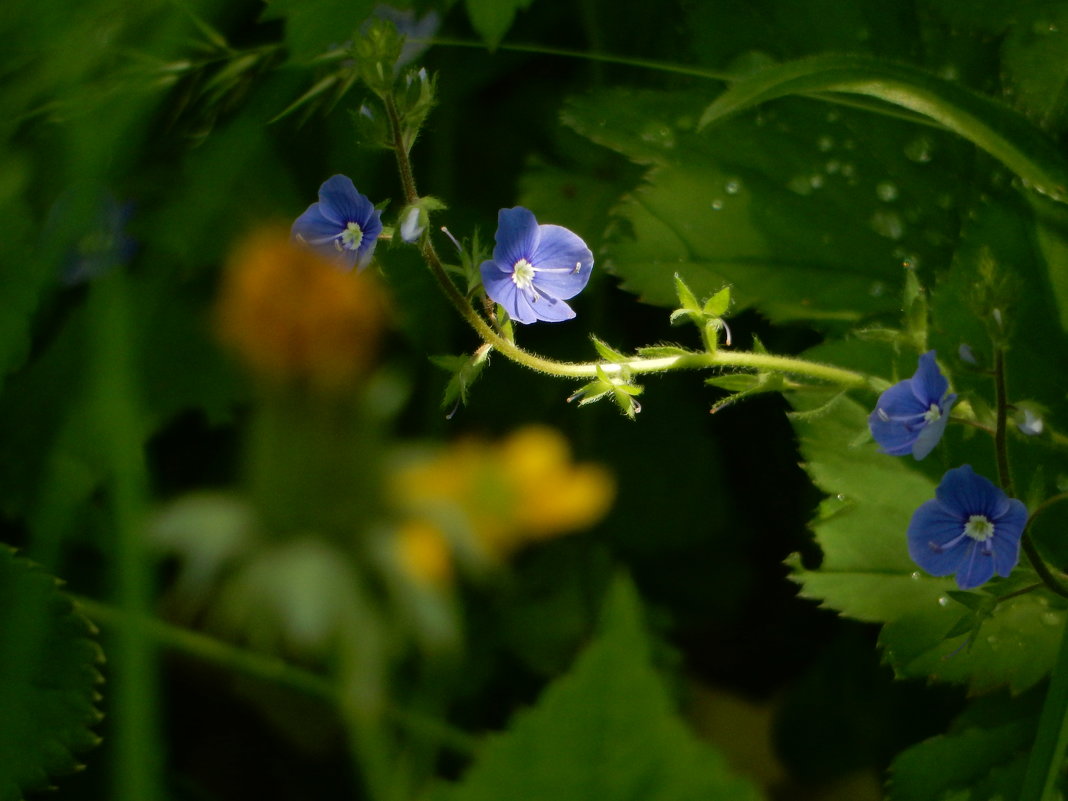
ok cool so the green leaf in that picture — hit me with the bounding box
[698,54,1068,203]
[564,89,963,323]
[464,0,535,50]
[703,286,731,317]
[1001,5,1068,132]
[431,575,764,801]
[0,547,103,799]
[887,690,1040,801]
[786,341,1067,693]
[263,0,375,63]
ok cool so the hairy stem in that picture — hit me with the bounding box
[384,93,873,392]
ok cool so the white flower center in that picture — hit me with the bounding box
[964,514,994,541]
[923,403,941,423]
[338,221,364,252]
[512,258,536,290]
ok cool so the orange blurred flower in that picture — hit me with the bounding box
[215,227,386,390]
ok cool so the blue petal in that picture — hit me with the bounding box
[527,295,577,322]
[480,259,534,324]
[911,350,949,405]
[907,499,968,576]
[868,380,926,455]
[954,544,996,590]
[292,203,342,241]
[910,394,955,460]
[936,465,1004,519]
[318,175,374,227]
[529,224,594,301]
[493,207,539,270]
[989,529,1022,579]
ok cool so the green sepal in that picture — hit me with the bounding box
[673,273,701,312]
[430,345,492,412]
[635,345,692,358]
[590,335,628,363]
[702,286,731,318]
[353,17,404,97]
[903,268,928,353]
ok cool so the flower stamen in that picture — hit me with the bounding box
[964,514,994,541]
[512,258,536,291]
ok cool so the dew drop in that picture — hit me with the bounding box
[905,137,934,163]
[938,595,950,607]
[1042,612,1063,627]
[711,199,724,210]
[876,181,899,202]
[871,210,905,240]
[725,178,741,195]
[788,175,814,195]
[910,571,922,581]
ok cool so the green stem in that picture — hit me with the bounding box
[1021,614,1068,801]
[72,595,479,755]
[383,99,872,392]
[993,349,1014,496]
[1021,538,1068,600]
[89,273,162,801]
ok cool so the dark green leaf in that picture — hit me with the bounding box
[0,548,103,799]
[431,576,764,801]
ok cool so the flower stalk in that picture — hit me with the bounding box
[381,91,873,395]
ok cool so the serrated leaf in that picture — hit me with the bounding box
[0,547,103,799]
[564,89,963,324]
[698,54,1068,203]
[430,575,764,801]
[888,697,1036,801]
[464,0,535,50]
[787,341,1068,693]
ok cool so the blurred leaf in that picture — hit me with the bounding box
[887,688,1041,801]
[0,547,103,799]
[1001,5,1068,131]
[698,53,1068,203]
[431,575,764,801]
[464,0,535,50]
[263,0,375,63]
[563,88,963,323]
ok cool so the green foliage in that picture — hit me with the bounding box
[431,576,764,801]
[464,0,535,50]
[698,54,1068,203]
[0,547,103,799]
[563,88,962,324]
[887,689,1041,801]
[263,0,376,63]
[787,343,1068,694]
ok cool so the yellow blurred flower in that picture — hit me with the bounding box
[391,425,615,583]
[396,519,454,588]
[215,227,386,390]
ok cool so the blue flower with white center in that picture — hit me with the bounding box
[479,207,594,324]
[908,465,1027,590]
[869,350,957,460]
[291,175,383,271]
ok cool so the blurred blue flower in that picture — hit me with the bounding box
[869,350,956,460]
[47,191,136,285]
[369,5,440,67]
[291,175,382,271]
[908,465,1027,589]
[479,207,593,324]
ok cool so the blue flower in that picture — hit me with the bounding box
[869,350,957,460]
[479,207,594,324]
[291,175,383,271]
[908,465,1027,589]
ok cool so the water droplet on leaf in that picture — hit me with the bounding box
[876,181,899,202]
